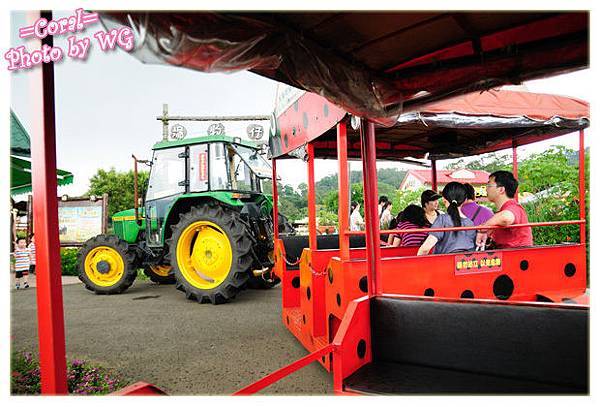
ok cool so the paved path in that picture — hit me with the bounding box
[11,273,81,289]
[10,280,332,395]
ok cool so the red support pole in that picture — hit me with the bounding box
[307,143,317,250]
[272,158,279,240]
[512,140,519,202]
[28,10,68,394]
[360,121,382,296]
[431,159,437,192]
[337,122,350,261]
[578,129,586,244]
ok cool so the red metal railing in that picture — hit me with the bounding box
[347,219,586,236]
[233,344,336,395]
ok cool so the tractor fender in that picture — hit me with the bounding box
[161,195,240,243]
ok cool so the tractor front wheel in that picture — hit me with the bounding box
[78,234,138,294]
[168,204,253,304]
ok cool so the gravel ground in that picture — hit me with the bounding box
[10,280,332,395]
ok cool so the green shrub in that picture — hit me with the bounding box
[60,248,79,276]
[523,187,580,245]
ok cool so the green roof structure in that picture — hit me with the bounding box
[10,109,74,195]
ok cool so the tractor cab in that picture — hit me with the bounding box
[142,135,272,247]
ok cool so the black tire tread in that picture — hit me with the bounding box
[77,234,138,295]
[169,203,253,305]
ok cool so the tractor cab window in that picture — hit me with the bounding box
[209,143,229,190]
[227,144,254,192]
[231,144,272,179]
[189,144,209,192]
[209,143,270,193]
[146,147,186,201]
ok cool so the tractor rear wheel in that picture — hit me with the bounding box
[168,204,253,304]
[143,264,176,284]
[78,234,138,294]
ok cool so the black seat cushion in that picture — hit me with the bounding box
[344,361,584,394]
[281,234,366,270]
[370,297,588,391]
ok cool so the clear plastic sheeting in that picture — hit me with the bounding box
[99,12,588,127]
[101,13,283,72]
[397,112,590,131]
[101,12,404,126]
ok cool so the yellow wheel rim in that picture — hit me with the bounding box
[176,221,233,290]
[84,246,125,287]
[149,264,172,277]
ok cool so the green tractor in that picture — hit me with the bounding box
[78,127,286,304]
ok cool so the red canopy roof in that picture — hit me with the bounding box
[421,89,589,121]
[270,88,589,161]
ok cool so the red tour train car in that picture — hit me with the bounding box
[250,87,590,394]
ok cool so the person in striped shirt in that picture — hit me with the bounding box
[13,237,30,290]
[28,234,36,275]
[387,204,430,247]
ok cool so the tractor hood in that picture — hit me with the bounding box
[112,208,141,221]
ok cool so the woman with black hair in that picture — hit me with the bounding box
[421,189,442,225]
[417,182,476,255]
[388,204,429,247]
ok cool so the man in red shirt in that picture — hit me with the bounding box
[476,171,533,249]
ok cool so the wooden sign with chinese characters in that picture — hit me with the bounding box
[454,252,502,275]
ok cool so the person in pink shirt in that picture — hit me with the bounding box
[476,171,533,249]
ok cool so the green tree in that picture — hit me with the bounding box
[390,188,425,217]
[87,168,149,219]
[517,146,578,194]
[519,147,588,249]
[263,180,308,222]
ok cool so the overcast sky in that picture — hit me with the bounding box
[10,11,592,199]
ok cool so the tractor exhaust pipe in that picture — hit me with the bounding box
[132,154,140,225]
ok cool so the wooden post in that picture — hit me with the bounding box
[27,194,33,240]
[102,193,109,234]
[162,104,169,140]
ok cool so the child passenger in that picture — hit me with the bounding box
[417,182,476,255]
[388,204,429,247]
